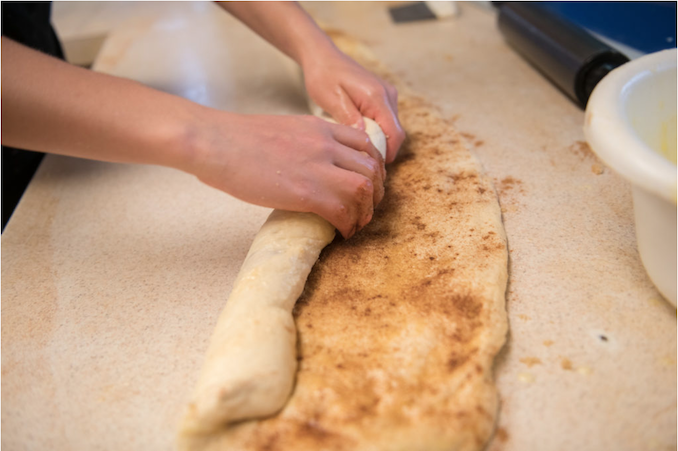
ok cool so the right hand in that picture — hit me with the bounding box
[186,112,385,239]
[302,48,405,164]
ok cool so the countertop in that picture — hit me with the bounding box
[3,2,676,450]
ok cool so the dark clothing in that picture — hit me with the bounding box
[2,2,63,57]
[2,2,64,231]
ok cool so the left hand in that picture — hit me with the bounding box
[302,49,405,164]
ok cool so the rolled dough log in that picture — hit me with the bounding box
[179,117,387,436]
[179,29,508,451]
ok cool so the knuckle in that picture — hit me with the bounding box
[292,179,313,203]
[368,85,388,100]
[323,141,340,159]
[354,178,374,204]
[364,159,379,178]
[357,176,373,193]
[331,205,354,239]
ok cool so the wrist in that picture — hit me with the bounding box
[296,33,342,71]
[169,105,241,189]
[156,100,214,174]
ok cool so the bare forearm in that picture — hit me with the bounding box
[1,37,202,170]
[215,2,338,67]
[1,35,389,237]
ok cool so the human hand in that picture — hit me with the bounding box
[215,3,403,162]
[188,112,385,239]
[301,49,405,164]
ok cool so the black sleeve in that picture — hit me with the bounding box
[2,2,64,58]
[1,2,65,231]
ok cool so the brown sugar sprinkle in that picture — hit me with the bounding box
[448,354,470,370]
[569,140,598,160]
[591,163,605,175]
[500,176,520,188]
[495,427,510,442]
[497,176,525,197]
[519,357,542,367]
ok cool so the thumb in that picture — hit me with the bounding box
[323,88,365,131]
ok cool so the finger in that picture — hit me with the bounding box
[387,96,401,146]
[318,88,365,131]
[337,169,374,235]
[385,83,399,119]
[332,144,385,207]
[329,123,385,179]
[373,105,406,164]
[310,167,374,239]
[346,84,405,164]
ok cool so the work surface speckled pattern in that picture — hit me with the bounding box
[2,2,676,451]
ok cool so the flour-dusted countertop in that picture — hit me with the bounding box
[2,3,675,451]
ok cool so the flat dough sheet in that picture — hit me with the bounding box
[182,32,509,451]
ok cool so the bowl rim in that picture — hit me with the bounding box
[584,48,677,204]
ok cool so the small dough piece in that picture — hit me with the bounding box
[179,118,387,437]
[364,117,387,158]
[308,96,388,161]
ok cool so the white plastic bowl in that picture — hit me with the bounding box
[584,48,677,306]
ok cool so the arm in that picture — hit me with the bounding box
[1,37,383,238]
[1,37,194,169]
[217,2,405,163]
